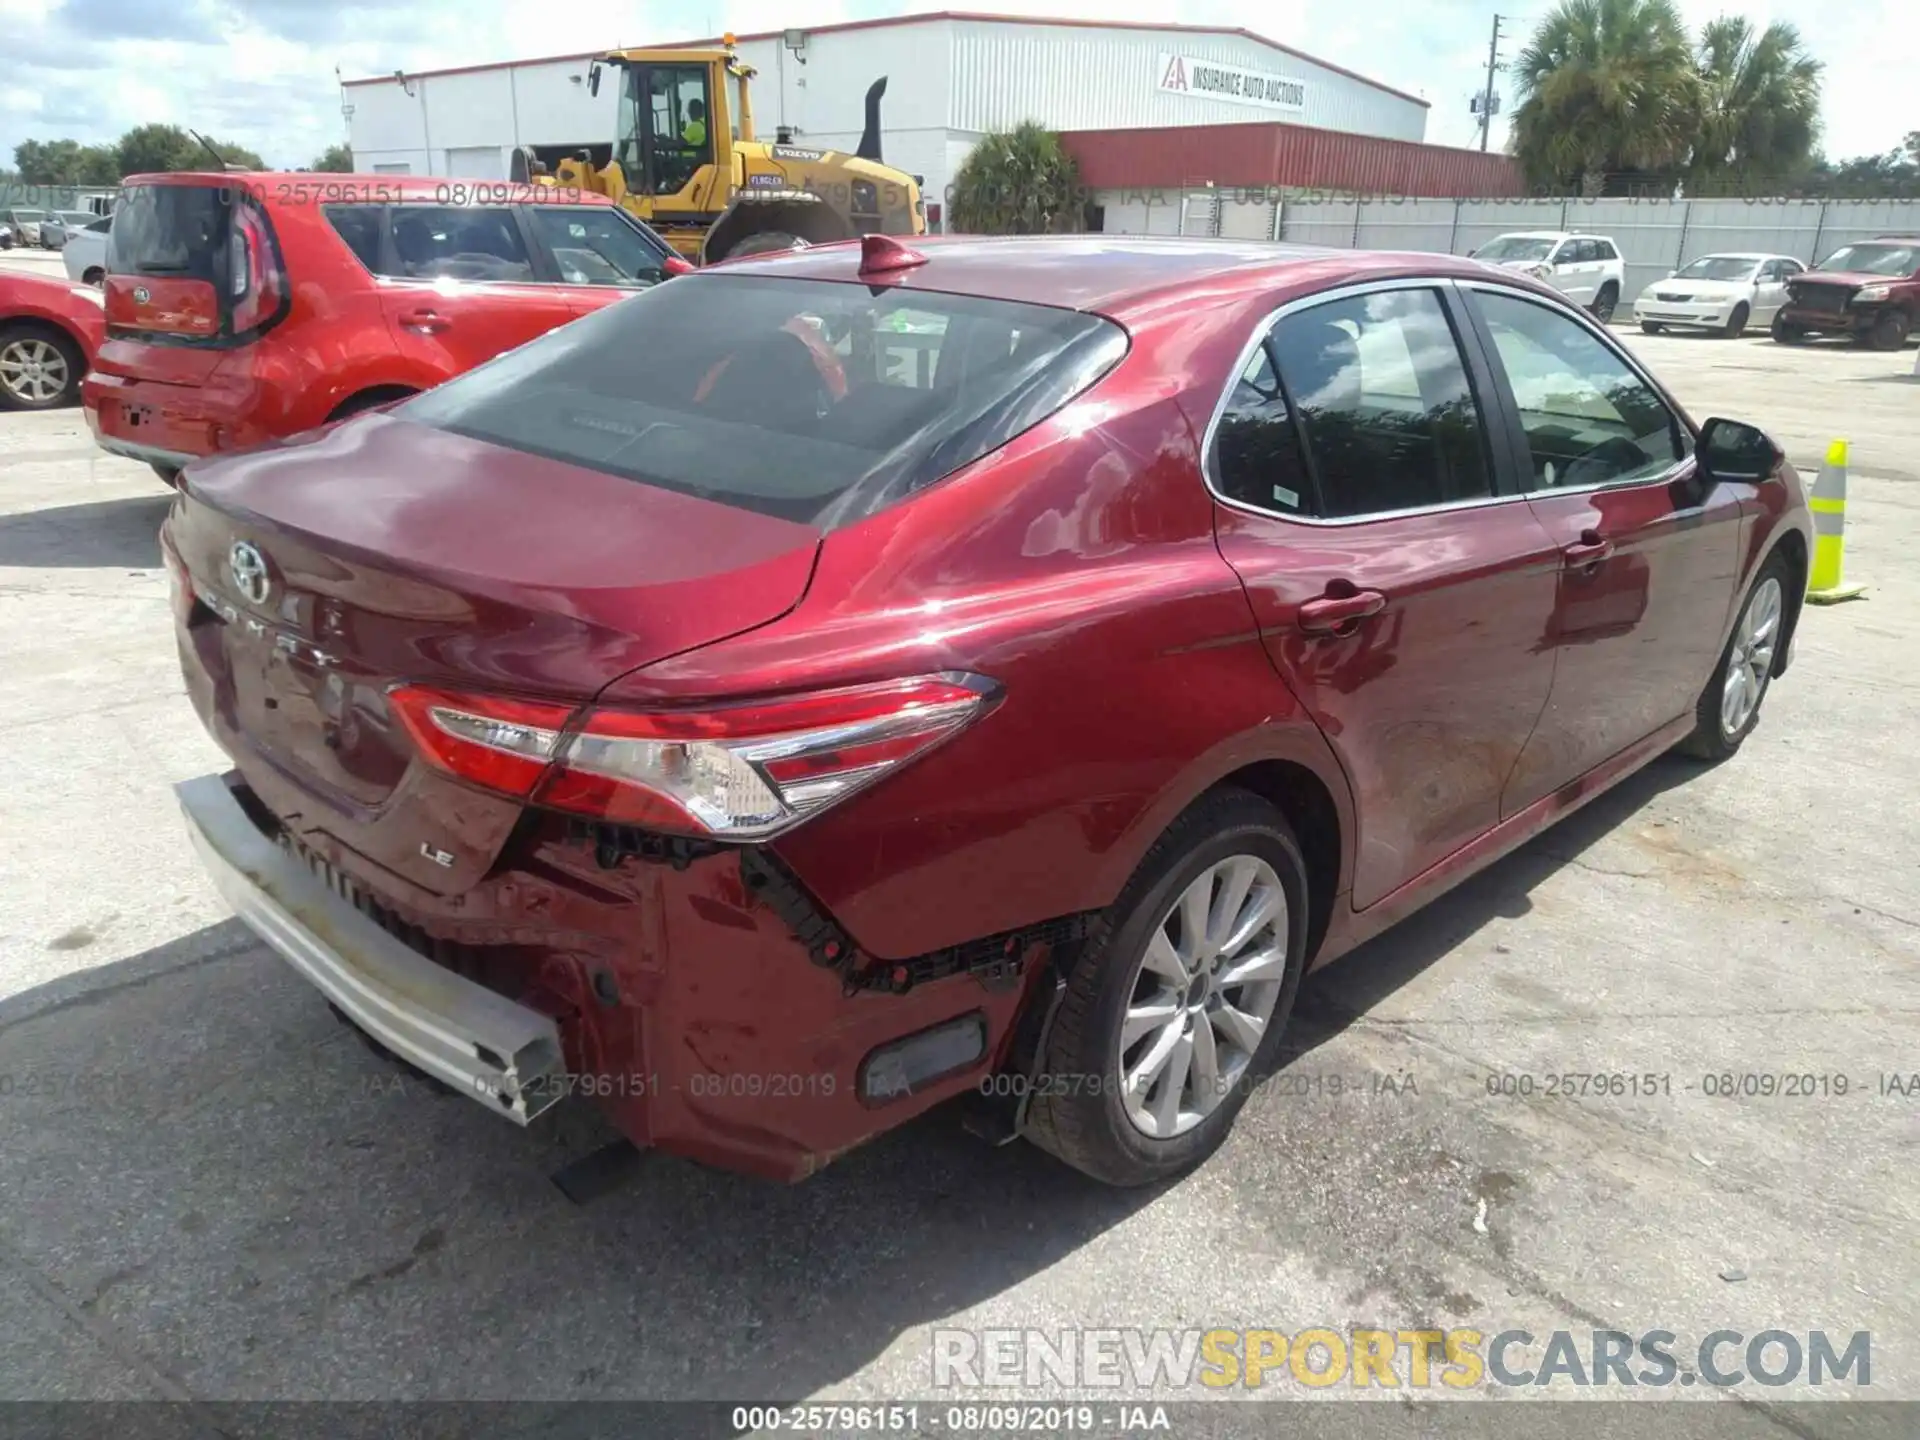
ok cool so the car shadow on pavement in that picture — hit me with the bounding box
[1286,752,1704,1052]
[0,493,169,570]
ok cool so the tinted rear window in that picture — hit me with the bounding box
[324,204,384,271]
[399,275,1127,526]
[111,185,231,279]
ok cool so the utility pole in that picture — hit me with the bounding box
[1476,14,1503,152]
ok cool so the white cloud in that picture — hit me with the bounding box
[1,0,1912,172]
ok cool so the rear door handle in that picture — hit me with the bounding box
[399,309,451,334]
[1563,531,1614,568]
[1298,589,1387,635]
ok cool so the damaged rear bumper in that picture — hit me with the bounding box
[175,772,567,1123]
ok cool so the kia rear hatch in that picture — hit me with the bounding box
[101,179,286,384]
[167,272,1121,889]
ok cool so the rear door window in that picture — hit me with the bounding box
[1227,287,1493,519]
[323,205,384,272]
[526,206,667,287]
[399,274,1127,526]
[387,206,533,282]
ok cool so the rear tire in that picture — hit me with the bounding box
[1023,789,1311,1187]
[1640,321,1663,335]
[82,267,104,286]
[1721,302,1750,338]
[326,387,416,422]
[1679,553,1792,762]
[1591,284,1619,323]
[1771,312,1806,344]
[0,323,83,410]
[724,230,804,259]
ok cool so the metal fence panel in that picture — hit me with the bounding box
[1679,198,1828,265]
[1278,198,1361,248]
[1352,198,1455,252]
[1811,200,1920,262]
[1251,194,1920,302]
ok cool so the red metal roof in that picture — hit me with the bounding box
[1060,121,1522,199]
[343,11,1427,108]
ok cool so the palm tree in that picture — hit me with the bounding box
[1510,0,1699,191]
[949,123,1084,235]
[1689,18,1822,187]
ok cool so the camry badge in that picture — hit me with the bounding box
[228,540,271,606]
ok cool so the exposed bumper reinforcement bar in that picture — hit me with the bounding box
[93,434,199,471]
[175,773,567,1124]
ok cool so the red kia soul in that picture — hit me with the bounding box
[85,172,683,483]
[162,236,1809,1186]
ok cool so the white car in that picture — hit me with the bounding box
[60,216,112,285]
[1470,232,1627,321]
[3,208,51,247]
[1633,252,1806,337]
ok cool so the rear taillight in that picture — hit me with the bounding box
[387,675,996,840]
[229,201,284,334]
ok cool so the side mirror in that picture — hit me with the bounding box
[1698,418,1781,485]
[661,253,694,277]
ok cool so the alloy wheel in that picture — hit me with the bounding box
[0,337,69,405]
[1117,855,1289,1139]
[1720,577,1782,739]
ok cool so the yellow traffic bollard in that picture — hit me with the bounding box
[1805,439,1866,604]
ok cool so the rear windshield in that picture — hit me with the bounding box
[111,185,231,280]
[399,274,1128,526]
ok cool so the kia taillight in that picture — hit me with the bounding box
[387,675,996,840]
[229,200,285,335]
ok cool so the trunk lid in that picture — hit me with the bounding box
[169,412,821,892]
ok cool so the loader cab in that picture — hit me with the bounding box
[604,56,728,205]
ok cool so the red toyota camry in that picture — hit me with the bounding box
[162,235,1810,1185]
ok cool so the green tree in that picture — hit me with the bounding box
[949,123,1084,235]
[114,124,264,176]
[307,143,353,173]
[1689,17,1822,186]
[12,138,125,185]
[1511,0,1699,191]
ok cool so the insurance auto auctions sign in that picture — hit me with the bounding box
[1157,54,1307,114]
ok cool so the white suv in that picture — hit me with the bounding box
[1470,232,1627,321]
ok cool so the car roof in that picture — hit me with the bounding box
[701,234,1527,320]
[119,171,623,208]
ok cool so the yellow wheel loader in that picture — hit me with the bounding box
[510,39,925,264]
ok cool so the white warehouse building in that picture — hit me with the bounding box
[343,10,1438,223]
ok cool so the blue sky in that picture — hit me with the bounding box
[0,0,1911,171]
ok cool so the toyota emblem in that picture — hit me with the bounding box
[132,285,151,304]
[228,541,271,606]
